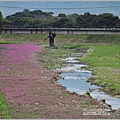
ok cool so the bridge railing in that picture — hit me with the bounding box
[2,27,120,34]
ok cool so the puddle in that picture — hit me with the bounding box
[57,53,120,110]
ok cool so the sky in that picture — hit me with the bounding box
[0,0,120,17]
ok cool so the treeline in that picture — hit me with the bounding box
[0,11,3,32]
[2,9,120,28]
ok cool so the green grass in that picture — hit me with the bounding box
[1,34,120,44]
[80,44,120,95]
[0,93,12,119]
[86,34,120,44]
[55,34,88,43]
[0,34,47,45]
[0,41,20,44]
[38,47,72,69]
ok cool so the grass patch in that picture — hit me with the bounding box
[80,44,120,95]
[38,47,72,69]
[0,34,47,45]
[86,34,120,44]
[0,93,12,119]
[0,41,20,44]
[0,34,120,45]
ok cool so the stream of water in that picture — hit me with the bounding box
[57,53,120,110]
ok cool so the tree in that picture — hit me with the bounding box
[98,13,119,28]
[0,11,3,33]
[76,12,98,28]
[3,9,120,28]
[52,17,72,28]
[58,13,66,18]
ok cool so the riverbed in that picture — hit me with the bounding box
[56,53,120,110]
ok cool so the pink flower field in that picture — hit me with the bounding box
[0,43,115,119]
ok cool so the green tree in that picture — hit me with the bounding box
[3,9,120,28]
[98,13,119,27]
[58,13,66,18]
[76,12,98,28]
[0,11,3,33]
[52,17,73,28]
[15,17,33,27]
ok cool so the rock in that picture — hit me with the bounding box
[53,76,58,80]
[86,91,90,95]
[52,76,60,82]
[70,92,78,96]
[84,91,92,98]
[100,99,105,103]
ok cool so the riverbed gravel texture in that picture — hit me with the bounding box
[0,43,119,119]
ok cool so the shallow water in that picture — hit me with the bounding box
[57,53,120,110]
